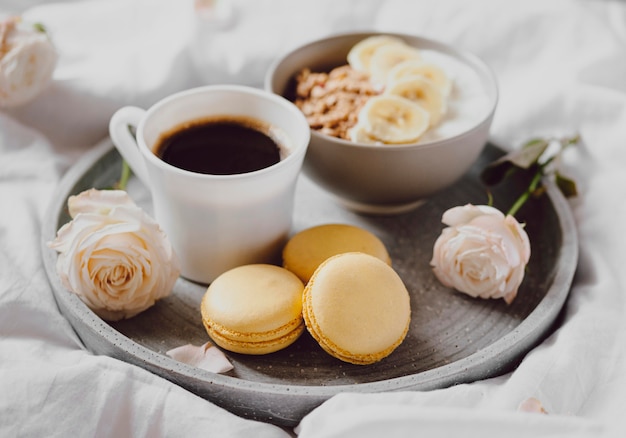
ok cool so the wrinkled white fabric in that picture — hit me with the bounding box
[0,0,625,437]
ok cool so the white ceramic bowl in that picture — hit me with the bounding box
[265,32,498,214]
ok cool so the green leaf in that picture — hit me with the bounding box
[483,134,579,217]
[510,138,550,168]
[480,159,515,186]
[555,172,578,197]
[560,133,581,149]
[480,138,549,186]
[33,22,47,34]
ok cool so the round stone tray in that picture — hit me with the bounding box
[42,138,577,427]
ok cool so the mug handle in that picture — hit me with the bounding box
[109,106,150,186]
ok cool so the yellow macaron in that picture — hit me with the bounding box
[302,252,411,365]
[200,264,305,355]
[282,223,391,283]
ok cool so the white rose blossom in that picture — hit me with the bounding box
[0,16,57,108]
[430,204,531,304]
[49,189,180,321]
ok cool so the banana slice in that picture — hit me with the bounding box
[348,123,380,144]
[368,44,421,86]
[384,76,446,126]
[386,60,453,97]
[347,35,406,74]
[358,95,430,144]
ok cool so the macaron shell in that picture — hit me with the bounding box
[303,252,411,365]
[204,319,305,355]
[201,302,304,343]
[202,264,304,334]
[200,264,305,355]
[282,223,391,283]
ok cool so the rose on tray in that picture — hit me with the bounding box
[431,134,579,304]
[48,188,181,321]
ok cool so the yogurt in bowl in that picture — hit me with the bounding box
[266,32,498,214]
[414,49,494,143]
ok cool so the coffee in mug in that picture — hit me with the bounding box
[154,116,288,175]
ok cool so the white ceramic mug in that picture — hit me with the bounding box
[109,85,310,284]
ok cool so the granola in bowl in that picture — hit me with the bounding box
[294,65,379,140]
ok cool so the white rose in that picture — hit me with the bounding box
[49,189,180,321]
[430,204,531,304]
[0,17,57,108]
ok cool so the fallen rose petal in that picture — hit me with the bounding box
[166,342,233,374]
[518,397,548,414]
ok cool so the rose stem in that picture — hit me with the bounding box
[506,169,543,217]
[116,161,131,191]
[506,135,578,217]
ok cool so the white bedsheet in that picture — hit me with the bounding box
[1,0,625,436]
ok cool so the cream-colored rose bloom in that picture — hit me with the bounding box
[49,189,180,321]
[0,17,57,108]
[430,204,531,304]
